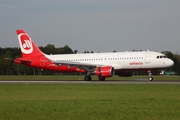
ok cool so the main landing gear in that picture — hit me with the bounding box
[84,75,106,81]
[148,71,153,81]
[98,76,105,81]
[84,75,92,81]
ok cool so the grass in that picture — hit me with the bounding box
[0,75,180,80]
[0,84,180,120]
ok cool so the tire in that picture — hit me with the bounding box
[84,76,92,81]
[98,76,105,81]
[149,77,153,81]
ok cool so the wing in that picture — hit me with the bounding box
[51,60,109,70]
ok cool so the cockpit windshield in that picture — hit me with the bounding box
[156,55,167,59]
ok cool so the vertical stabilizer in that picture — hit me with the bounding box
[16,30,43,58]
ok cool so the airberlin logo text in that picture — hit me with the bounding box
[129,62,143,65]
[18,33,33,54]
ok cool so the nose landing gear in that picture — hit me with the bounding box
[148,70,153,81]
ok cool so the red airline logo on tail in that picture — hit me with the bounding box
[18,33,33,54]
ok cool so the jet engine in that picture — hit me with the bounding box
[95,66,114,77]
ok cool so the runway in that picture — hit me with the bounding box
[0,80,180,84]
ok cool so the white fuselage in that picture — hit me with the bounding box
[45,51,174,70]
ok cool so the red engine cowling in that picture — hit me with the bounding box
[95,66,114,77]
[116,71,133,77]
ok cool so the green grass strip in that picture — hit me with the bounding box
[0,84,180,120]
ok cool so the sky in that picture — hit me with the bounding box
[0,0,180,53]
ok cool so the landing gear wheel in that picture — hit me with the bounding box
[149,77,153,81]
[84,75,92,81]
[148,70,153,81]
[98,76,105,81]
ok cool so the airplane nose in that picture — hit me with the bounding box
[167,59,174,67]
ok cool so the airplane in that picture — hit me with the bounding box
[13,30,174,81]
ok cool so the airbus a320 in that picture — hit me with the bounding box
[13,30,174,81]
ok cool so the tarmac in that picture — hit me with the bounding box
[0,80,180,84]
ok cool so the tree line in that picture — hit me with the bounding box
[0,44,180,75]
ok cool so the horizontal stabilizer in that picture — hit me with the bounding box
[14,58,32,65]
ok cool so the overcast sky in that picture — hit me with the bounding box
[0,0,180,53]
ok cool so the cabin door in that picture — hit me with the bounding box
[145,53,150,63]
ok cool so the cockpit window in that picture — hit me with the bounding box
[157,55,167,59]
[163,56,167,58]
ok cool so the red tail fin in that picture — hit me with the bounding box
[16,30,43,58]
